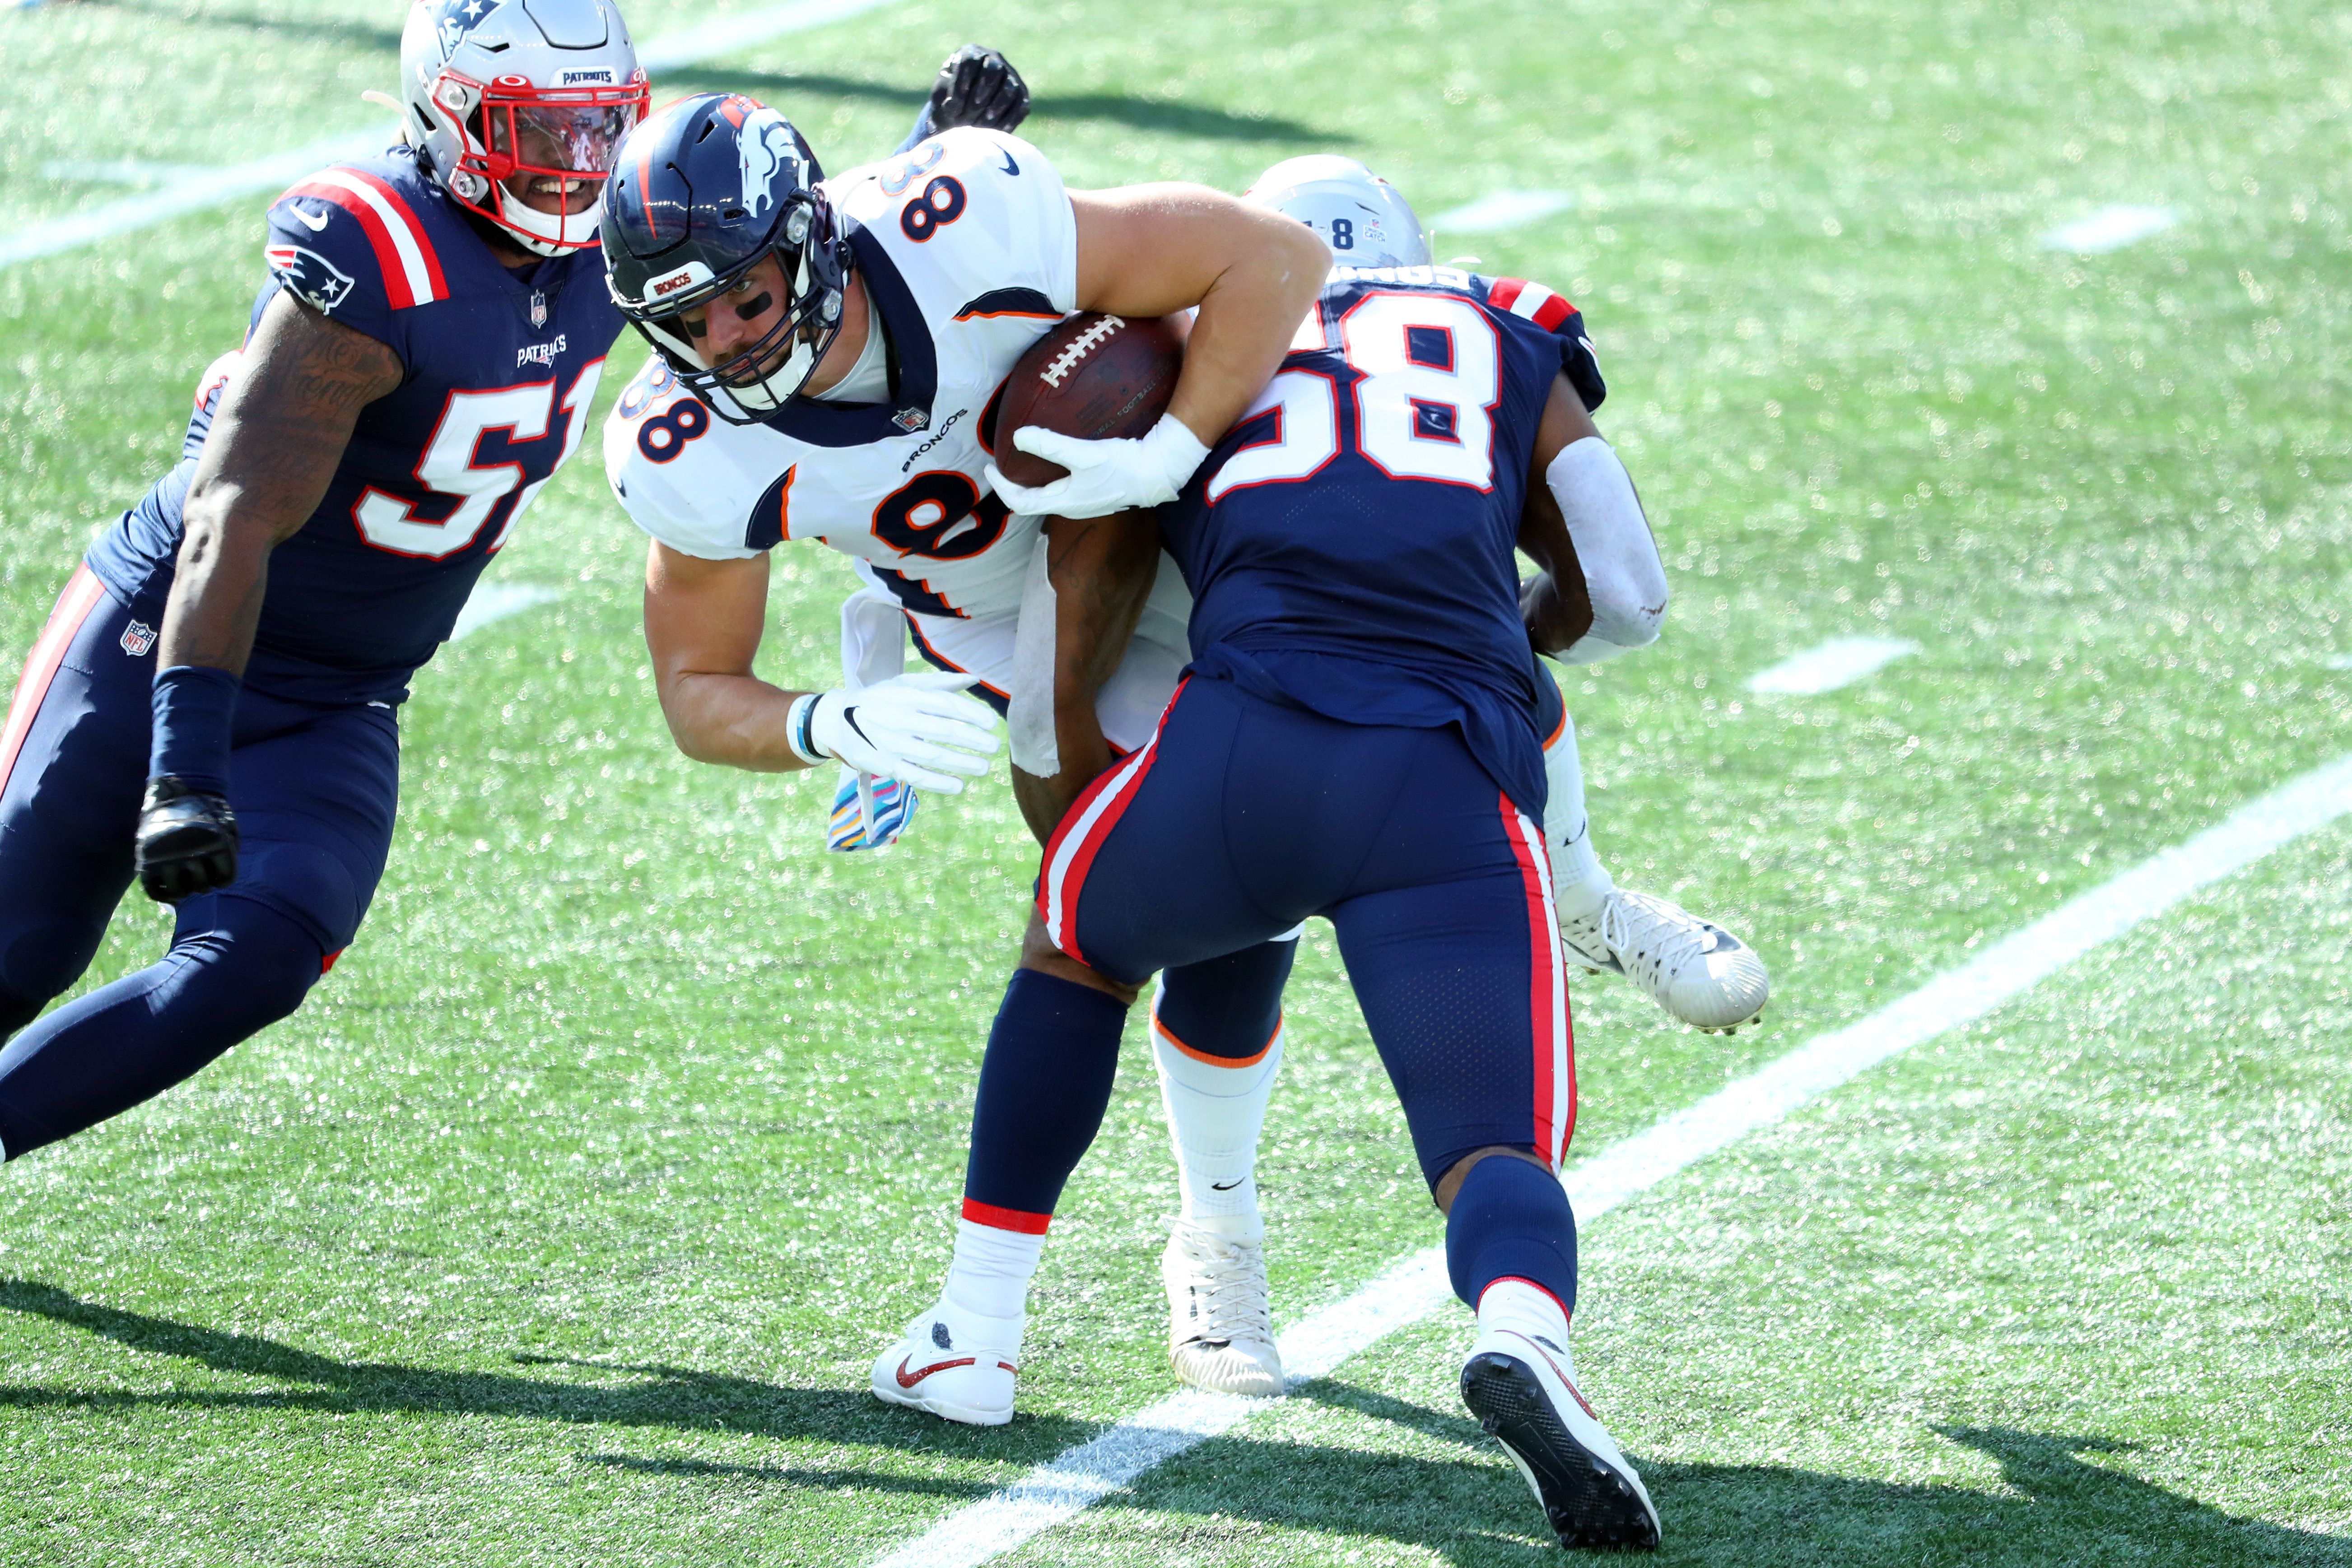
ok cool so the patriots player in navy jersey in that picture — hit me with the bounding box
[877,206,1667,1547]
[0,7,1021,1168]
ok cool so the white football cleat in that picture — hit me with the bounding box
[1559,889,1770,1034]
[869,1298,1022,1427]
[1461,1326,1661,1551]
[1162,1219,1285,1396]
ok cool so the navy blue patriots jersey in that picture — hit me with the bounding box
[1158,267,1604,818]
[85,145,623,704]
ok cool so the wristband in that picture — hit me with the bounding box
[149,665,242,797]
[786,693,826,765]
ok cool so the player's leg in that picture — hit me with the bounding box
[0,692,398,1160]
[876,677,1304,1424]
[1535,665,1770,1034]
[1327,740,1660,1549]
[0,571,158,1052]
[1150,934,1295,1395]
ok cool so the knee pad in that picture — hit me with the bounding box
[224,838,362,955]
[177,895,326,1030]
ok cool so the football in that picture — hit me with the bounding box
[987,312,1186,488]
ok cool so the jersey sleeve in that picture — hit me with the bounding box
[1485,278,1606,412]
[263,166,451,366]
[896,128,1078,315]
[601,368,769,562]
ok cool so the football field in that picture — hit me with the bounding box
[3,0,2349,1562]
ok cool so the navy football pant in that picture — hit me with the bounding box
[0,568,399,1157]
[967,675,1578,1307]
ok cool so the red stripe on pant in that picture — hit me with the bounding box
[1500,795,1576,1167]
[0,567,108,801]
[1035,677,1187,964]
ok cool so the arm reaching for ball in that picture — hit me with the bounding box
[1518,373,1669,663]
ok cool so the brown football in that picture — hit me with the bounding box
[986,312,1186,489]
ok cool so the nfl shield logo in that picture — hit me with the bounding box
[120,620,156,657]
[892,407,929,433]
[530,291,548,329]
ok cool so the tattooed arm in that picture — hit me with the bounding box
[1009,510,1162,845]
[156,291,404,673]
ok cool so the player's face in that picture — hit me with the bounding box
[489,103,631,218]
[674,256,791,370]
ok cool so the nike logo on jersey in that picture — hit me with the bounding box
[290,204,331,232]
[998,147,1020,177]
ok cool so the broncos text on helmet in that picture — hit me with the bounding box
[601,94,852,424]
[396,0,648,256]
[1244,155,1431,270]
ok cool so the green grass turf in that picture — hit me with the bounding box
[0,0,2347,1561]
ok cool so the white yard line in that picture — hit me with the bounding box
[0,0,904,271]
[1746,635,1919,694]
[868,749,2352,1568]
[1427,189,1575,234]
[2040,204,2179,254]
[449,583,562,642]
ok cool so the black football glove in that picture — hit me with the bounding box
[134,776,239,904]
[926,45,1029,135]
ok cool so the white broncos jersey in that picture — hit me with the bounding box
[603,128,1078,621]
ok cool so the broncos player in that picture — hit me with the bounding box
[878,213,1668,1553]
[0,7,1009,1167]
[599,94,1332,1398]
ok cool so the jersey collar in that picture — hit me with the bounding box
[760,223,938,448]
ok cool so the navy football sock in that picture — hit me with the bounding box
[960,968,1130,1226]
[0,895,321,1159]
[1445,1152,1580,1315]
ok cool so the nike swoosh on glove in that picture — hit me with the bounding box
[929,45,1029,134]
[986,414,1211,520]
[134,776,239,903]
[809,672,1001,794]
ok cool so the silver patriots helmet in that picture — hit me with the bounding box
[1244,154,1431,269]
[397,0,648,256]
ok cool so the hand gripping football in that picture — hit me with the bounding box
[987,312,1187,489]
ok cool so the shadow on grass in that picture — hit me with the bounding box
[0,1279,1088,1471]
[1117,1389,2351,1566]
[656,67,1343,146]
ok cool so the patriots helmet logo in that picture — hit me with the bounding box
[265,244,356,314]
[433,0,497,50]
[735,105,803,220]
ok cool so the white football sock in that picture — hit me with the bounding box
[1478,1275,1573,1354]
[943,1216,1044,1321]
[1542,704,1613,918]
[1152,1010,1284,1242]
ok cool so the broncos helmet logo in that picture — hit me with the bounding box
[735,106,804,221]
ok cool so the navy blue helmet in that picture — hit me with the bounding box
[601,93,850,423]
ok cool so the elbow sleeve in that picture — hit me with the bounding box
[1546,437,1668,655]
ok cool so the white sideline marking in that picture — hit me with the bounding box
[2040,205,2178,254]
[0,0,904,271]
[866,750,2352,1568]
[1428,189,1575,233]
[1746,635,1919,694]
[42,159,218,186]
[2324,654,2352,671]
[449,583,560,642]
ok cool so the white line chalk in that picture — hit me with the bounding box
[2040,205,2178,254]
[0,0,905,271]
[449,583,560,642]
[868,750,2352,1568]
[1746,635,1919,694]
[1428,189,1575,234]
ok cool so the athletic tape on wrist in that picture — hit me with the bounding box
[787,693,826,765]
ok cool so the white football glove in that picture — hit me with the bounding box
[787,671,1001,794]
[984,413,1211,519]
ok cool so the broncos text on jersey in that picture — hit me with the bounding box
[602,127,1078,624]
[85,144,623,705]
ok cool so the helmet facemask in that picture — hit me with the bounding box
[429,71,648,255]
[629,197,851,423]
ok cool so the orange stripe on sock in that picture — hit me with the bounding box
[960,1197,1051,1235]
[1150,1011,1280,1069]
